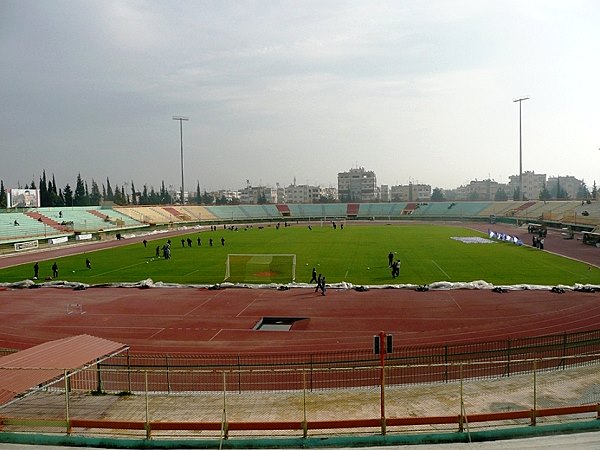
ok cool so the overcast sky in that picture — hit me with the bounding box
[1,0,599,193]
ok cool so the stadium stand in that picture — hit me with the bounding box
[2,201,599,247]
[204,205,251,221]
[346,203,359,217]
[287,204,322,219]
[276,204,291,216]
[176,205,218,222]
[114,206,180,225]
[0,212,67,244]
[478,201,520,218]
[357,202,406,219]
[404,202,446,217]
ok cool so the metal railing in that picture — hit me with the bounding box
[1,355,600,441]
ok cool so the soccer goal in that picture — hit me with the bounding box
[225,254,296,283]
[319,217,346,228]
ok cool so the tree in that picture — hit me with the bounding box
[140,185,149,205]
[113,185,125,205]
[52,189,67,206]
[538,184,551,201]
[89,180,102,205]
[130,180,137,205]
[195,181,201,205]
[159,181,171,204]
[105,177,114,201]
[201,190,214,205]
[39,170,49,207]
[73,173,86,206]
[512,187,521,201]
[0,180,6,208]
[63,184,73,207]
[576,181,590,200]
[431,187,445,202]
[148,186,161,204]
[592,181,598,201]
[554,179,568,199]
[494,189,508,201]
[85,181,90,205]
[257,192,267,204]
[49,174,61,206]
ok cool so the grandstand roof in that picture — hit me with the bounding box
[0,334,128,406]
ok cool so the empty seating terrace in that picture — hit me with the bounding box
[406,202,490,218]
[1,201,598,246]
[35,207,141,232]
[358,202,406,218]
[0,212,63,244]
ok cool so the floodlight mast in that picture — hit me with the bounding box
[173,116,189,205]
[513,97,529,201]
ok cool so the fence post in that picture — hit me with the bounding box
[64,369,71,435]
[378,331,387,435]
[562,332,568,370]
[310,354,314,392]
[95,359,103,393]
[531,359,537,426]
[506,339,512,377]
[145,370,151,439]
[302,370,308,438]
[127,351,132,393]
[444,345,448,382]
[221,370,229,440]
[458,364,464,433]
[237,355,242,394]
[165,355,171,393]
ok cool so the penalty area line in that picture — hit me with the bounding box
[432,260,450,279]
[88,260,152,278]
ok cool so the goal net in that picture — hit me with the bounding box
[225,254,297,284]
[319,217,346,228]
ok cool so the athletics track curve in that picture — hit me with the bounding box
[0,222,599,354]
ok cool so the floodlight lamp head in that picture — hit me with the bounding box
[172,116,189,121]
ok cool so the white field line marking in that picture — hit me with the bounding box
[88,260,149,278]
[432,260,450,279]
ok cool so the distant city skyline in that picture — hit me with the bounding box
[2,1,599,191]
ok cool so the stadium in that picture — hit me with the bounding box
[0,200,600,448]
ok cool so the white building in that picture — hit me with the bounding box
[546,175,584,199]
[284,183,321,203]
[239,185,277,204]
[380,185,390,202]
[319,186,338,201]
[508,171,546,200]
[337,167,377,202]
[464,179,509,201]
[389,183,431,202]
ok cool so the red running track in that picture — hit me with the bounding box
[0,222,599,354]
[0,286,599,354]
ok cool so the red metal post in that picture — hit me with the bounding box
[379,330,386,434]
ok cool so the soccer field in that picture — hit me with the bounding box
[1,223,598,286]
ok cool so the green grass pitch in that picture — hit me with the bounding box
[1,224,599,286]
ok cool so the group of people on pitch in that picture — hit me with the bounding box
[310,267,326,295]
[388,251,401,278]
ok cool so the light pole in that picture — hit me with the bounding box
[173,116,189,205]
[513,97,529,200]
